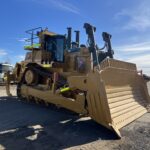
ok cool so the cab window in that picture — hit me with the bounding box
[44,35,65,62]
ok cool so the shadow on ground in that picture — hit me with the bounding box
[0,96,117,150]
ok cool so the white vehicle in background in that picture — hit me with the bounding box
[0,63,13,84]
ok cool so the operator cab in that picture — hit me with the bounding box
[43,34,65,62]
[24,27,66,63]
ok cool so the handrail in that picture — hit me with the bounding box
[25,27,42,46]
[26,27,42,34]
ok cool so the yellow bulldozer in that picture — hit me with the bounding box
[6,23,150,138]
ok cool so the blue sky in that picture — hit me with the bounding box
[0,0,150,75]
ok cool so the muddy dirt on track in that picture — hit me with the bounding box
[0,83,150,150]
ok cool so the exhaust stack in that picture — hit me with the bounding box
[74,30,80,47]
[67,27,72,49]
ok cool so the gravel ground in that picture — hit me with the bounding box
[0,83,150,150]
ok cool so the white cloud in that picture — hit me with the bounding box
[114,41,150,75]
[31,0,80,14]
[128,54,150,67]
[0,49,7,56]
[127,54,150,75]
[115,0,150,31]
[48,0,80,14]
[115,41,150,53]
[18,38,28,42]
[16,55,25,60]
[0,49,11,64]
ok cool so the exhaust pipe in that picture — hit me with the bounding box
[67,27,72,49]
[74,30,80,47]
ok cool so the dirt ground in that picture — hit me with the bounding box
[0,83,150,150]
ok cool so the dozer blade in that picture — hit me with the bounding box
[86,59,150,137]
